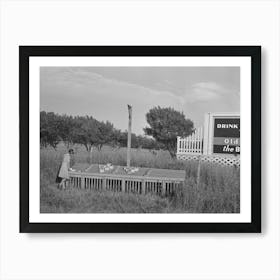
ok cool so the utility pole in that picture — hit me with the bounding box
[127,104,132,168]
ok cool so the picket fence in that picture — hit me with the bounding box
[176,127,240,167]
[177,127,203,155]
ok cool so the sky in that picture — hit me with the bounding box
[40,67,240,135]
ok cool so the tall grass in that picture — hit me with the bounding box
[40,144,240,213]
[170,165,240,213]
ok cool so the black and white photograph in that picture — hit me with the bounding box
[19,46,261,233]
[40,66,240,214]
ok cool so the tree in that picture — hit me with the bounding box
[144,106,194,157]
[96,121,115,150]
[135,135,161,150]
[57,114,76,148]
[72,116,100,163]
[72,116,100,152]
[71,116,116,162]
[111,130,140,149]
[40,111,61,149]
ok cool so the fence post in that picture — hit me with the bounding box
[141,180,146,195]
[81,176,85,189]
[121,178,126,192]
[162,181,166,196]
[102,177,106,191]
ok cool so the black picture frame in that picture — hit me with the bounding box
[20,46,261,233]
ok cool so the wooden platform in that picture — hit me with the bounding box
[69,163,186,195]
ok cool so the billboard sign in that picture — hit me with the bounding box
[213,118,240,154]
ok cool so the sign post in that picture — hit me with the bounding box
[196,155,201,188]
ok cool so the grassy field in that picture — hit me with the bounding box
[40,144,240,213]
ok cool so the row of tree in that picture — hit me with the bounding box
[40,107,194,157]
[40,111,162,151]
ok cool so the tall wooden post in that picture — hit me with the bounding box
[127,105,132,168]
[196,155,201,188]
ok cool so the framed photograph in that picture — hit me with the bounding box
[20,46,261,233]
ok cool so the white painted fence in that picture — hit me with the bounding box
[177,127,203,155]
[176,116,240,167]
